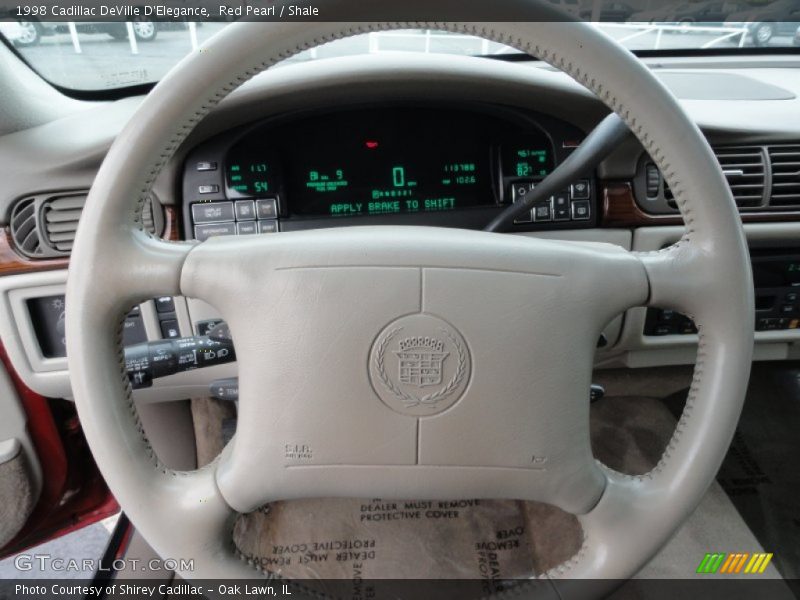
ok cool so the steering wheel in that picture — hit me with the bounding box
[65,6,754,592]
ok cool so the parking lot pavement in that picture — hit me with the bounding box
[0,515,118,579]
[10,24,796,91]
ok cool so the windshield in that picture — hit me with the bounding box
[1,16,799,91]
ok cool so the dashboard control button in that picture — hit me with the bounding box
[237,221,257,235]
[196,161,217,172]
[553,193,570,221]
[653,324,674,336]
[510,181,535,203]
[154,296,175,313]
[235,200,256,221]
[192,202,234,224]
[123,315,147,346]
[532,201,553,222]
[786,292,798,303]
[194,222,236,241]
[571,200,591,220]
[570,180,591,200]
[198,184,220,195]
[256,198,279,219]
[160,319,181,339]
[259,220,279,234]
[780,304,796,315]
[210,378,239,402]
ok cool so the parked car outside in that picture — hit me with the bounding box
[726,0,800,45]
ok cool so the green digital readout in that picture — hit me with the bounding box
[512,149,549,178]
[226,162,272,197]
[502,138,553,182]
[322,163,467,216]
[306,169,349,193]
[442,163,477,186]
[222,108,556,217]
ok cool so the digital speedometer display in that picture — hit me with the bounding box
[225,108,551,217]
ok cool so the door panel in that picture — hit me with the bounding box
[0,343,118,559]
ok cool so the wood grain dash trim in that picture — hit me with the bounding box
[0,205,181,277]
[601,181,800,227]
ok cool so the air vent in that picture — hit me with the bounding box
[9,192,164,259]
[42,194,86,253]
[653,147,764,211]
[714,146,766,208]
[768,145,800,206]
[10,197,43,257]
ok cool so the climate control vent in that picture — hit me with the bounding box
[767,145,800,206]
[9,192,164,258]
[42,194,86,253]
[714,146,766,207]
[637,145,767,215]
[10,197,43,257]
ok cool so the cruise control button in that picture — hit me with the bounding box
[198,184,220,194]
[256,198,278,219]
[532,201,552,222]
[237,221,257,235]
[570,180,591,200]
[235,200,256,221]
[154,296,175,313]
[192,202,234,224]
[258,220,279,234]
[571,200,591,221]
[194,222,236,241]
[196,161,217,172]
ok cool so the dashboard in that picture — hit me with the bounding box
[2,52,800,401]
[181,104,596,240]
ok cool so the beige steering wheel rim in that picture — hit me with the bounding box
[66,8,753,594]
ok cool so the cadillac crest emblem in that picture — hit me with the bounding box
[369,314,471,417]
